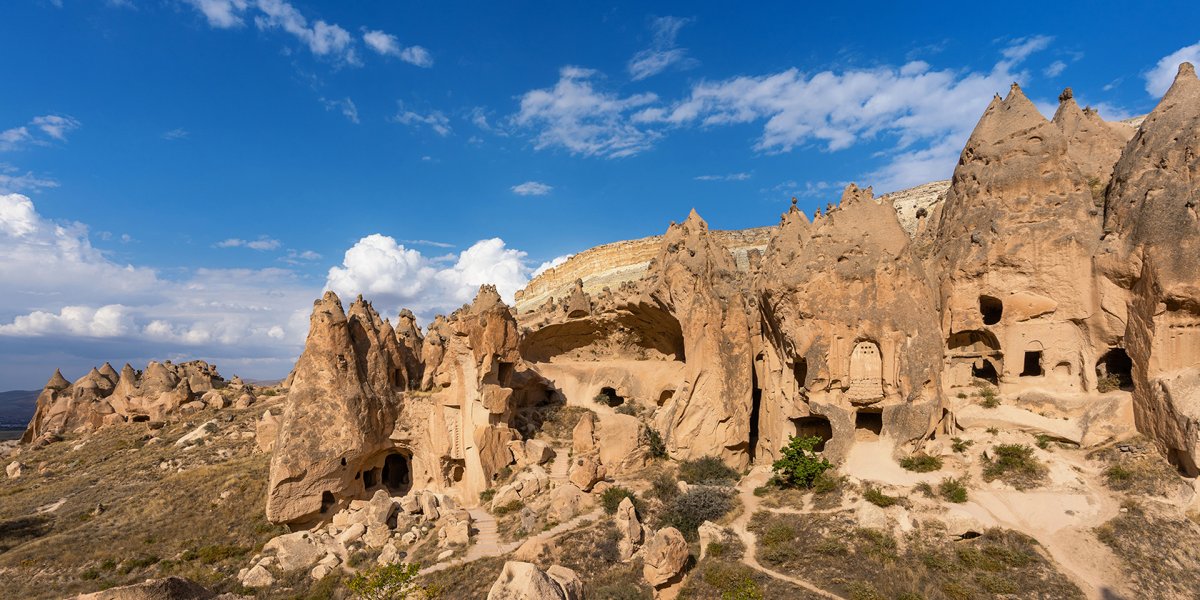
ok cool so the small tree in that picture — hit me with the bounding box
[347,562,437,600]
[771,435,832,489]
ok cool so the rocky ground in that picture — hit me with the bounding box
[5,383,1200,599]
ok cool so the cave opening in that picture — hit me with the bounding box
[320,491,336,514]
[1096,348,1134,391]
[749,356,762,462]
[972,359,999,386]
[792,416,832,452]
[855,409,883,436]
[381,453,412,495]
[980,295,1003,325]
[793,358,808,390]
[596,386,625,407]
[1021,351,1044,377]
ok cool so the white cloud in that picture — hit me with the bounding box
[0,305,131,338]
[695,172,750,182]
[162,128,189,140]
[511,181,553,196]
[325,235,534,320]
[998,35,1053,68]
[319,97,359,123]
[1146,41,1200,96]
[531,254,572,278]
[1043,60,1067,77]
[254,0,358,65]
[215,236,281,250]
[185,0,248,28]
[362,30,433,67]
[1,115,80,151]
[0,164,58,194]
[628,16,697,81]
[392,105,451,136]
[515,66,659,158]
[186,0,358,64]
[400,239,454,248]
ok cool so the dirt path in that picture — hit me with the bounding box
[549,447,571,483]
[419,507,603,576]
[729,468,846,600]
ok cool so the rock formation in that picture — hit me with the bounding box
[22,360,226,443]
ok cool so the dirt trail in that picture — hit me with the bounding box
[419,507,602,576]
[729,468,846,600]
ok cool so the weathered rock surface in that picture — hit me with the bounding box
[487,561,580,600]
[642,527,689,587]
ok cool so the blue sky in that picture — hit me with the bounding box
[1,0,1198,389]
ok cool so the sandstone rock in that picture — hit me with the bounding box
[175,421,218,447]
[643,527,688,587]
[568,455,604,492]
[697,521,724,560]
[363,524,391,549]
[615,496,643,561]
[255,411,280,453]
[364,489,397,526]
[75,576,216,599]
[6,460,23,479]
[262,531,323,571]
[336,522,365,545]
[546,565,584,600]
[487,561,567,600]
[241,564,275,588]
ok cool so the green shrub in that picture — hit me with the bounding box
[914,482,935,497]
[811,470,842,494]
[939,477,969,503]
[647,471,680,502]
[982,444,1046,489]
[678,456,739,485]
[492,500,523,516]
[1097,374,1121,393]
[346,562,435,599]
[979,386,1000,408]
[645,428,668,460]
[1035,434,1053,450]
[594,391,622,407]
[770,435,832,489]
[863,487,898,508]
[600,486,641,515]
[951,437,973,453]
[899,453,943,473]
[659,486,735,539]
[478,488,495,503]
[1104,464,1133,486]
[615,403,637,416]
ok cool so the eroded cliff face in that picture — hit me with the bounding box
[255,64,1200,525]
[1100,63,1200,473]
[266,287,551,525]
[756,185,943,463]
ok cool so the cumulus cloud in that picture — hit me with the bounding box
[628,16,697,81]
[1043,60,1067,77]
[215,236,281,250]
[511,181,553,196]
[319,97,359,124]
[515,66,659,158]
[1,115,80,151]
[0,305,131,338]
[1146,41,1200,96]
[185,0,358,64]
[362,30,433,67]
[325,235,534,320]
[392,105,451,136]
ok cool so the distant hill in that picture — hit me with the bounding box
[0,389,38,431]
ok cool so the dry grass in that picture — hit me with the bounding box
[520,518,655,599]
[981,444,1046,490]
[1095,502,1200,597]
[1092,445,1182,497]
[748,511,1084,600]
[0,405,288,599]
[416,555,506,599]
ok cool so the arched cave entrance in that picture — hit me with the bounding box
[792,416,832,452]
[596,387,625,407]
[980,295,1003,325]
[972,359,999,386]
[793,358,808,390]
[382,453,412,495]
[1096,348,1134,391]
[855,409,883,437]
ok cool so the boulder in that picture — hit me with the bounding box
[74,576,216,599]
[241,564,275,588]
[546,565,584,600]
[262,531,323,572]
[364,489,397,526]
[487,561,567,600]
[255,411,280,453]
[697,521,724,560]
[6,461,23,479]
[568,455,605,492]
[642,527,688,587]
[615,497,643,561]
